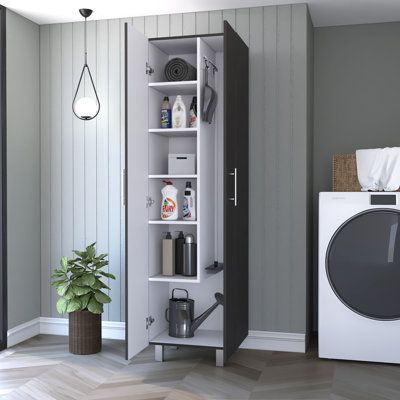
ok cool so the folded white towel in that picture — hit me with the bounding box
[356,147,400,191]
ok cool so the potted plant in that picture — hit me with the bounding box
[51,243,115,355]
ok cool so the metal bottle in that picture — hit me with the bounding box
[183,234,197,276]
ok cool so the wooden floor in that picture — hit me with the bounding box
[1,335,400,399]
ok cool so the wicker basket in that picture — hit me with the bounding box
[332,154,361,192]
[332,153,400,192]
[69,311,101,355]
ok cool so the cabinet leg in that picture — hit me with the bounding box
[155,345,164,362]
[215,349,224,367]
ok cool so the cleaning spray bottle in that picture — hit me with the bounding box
[161,180,178,220]
[172,95,186,128]
[183,181,196,221]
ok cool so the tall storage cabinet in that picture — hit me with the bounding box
[125,21,248,366]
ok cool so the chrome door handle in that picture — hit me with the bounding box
[228,168,237,207]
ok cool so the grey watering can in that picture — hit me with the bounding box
[165,289,224,338]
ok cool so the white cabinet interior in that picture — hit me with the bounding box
[126,26,226,363]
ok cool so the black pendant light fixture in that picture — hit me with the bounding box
[72,8,100,121]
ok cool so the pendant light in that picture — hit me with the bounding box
[72,8,100,121]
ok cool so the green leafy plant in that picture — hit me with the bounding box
[51,243,116,314]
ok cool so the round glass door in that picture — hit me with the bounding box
[327,209,400,320]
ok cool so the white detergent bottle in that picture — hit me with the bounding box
[161,180,178,220]
[172,95,186,128]
[183,181,196,221]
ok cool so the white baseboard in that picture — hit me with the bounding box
[8,320,305,353]
[7,317,125,347]
[240,330,306,353]
[7,317,41,347]
[40,317,125,340]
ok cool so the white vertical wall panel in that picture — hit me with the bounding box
[96,19,110,320]
[85,21,97,246]
[209,10,223,34]
[132,17,145,34]
[40,6,312,335]
[170,14,183,36]
[40,25,51,318]
[72,22,85,252]
[196,12,209,35]
[61,23,73,263]
[145,15,157,38]
[49,24,62,318]
[183,13,196,36]
[108,19,122,321]
[157,15,169,37]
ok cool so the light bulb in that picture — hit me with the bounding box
[74,96,98,120]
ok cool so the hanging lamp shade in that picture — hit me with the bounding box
[72,9,100,121]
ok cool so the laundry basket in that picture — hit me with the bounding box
[332,154,361,191]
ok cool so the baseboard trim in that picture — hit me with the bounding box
[240,330,306,353]
[7,317,125,347]
[7,317,40,347]
[40,317,125,340]
[8,320,305,353]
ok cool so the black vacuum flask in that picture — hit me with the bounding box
[175,231,185,274]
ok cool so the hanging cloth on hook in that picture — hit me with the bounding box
[201,60,218,124]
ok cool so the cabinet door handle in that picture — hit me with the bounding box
[228,168,237,207]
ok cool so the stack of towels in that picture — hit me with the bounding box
[356,147,400,191]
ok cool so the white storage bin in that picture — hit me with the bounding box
[168,154,196,175]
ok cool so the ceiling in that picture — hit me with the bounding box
[3,0,400,27]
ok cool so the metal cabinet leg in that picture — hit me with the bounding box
[215,349,224,367]
[155,345,164,362]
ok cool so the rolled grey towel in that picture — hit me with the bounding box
[165,58,197,81]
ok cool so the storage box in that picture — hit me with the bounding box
[168,154,196,175]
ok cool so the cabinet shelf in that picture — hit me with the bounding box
[148,174,197,179]
[149,81,197,95]
[149,128,197,137]
[150,329,223,349]
[149,274,199,283]
[148,220,197,225]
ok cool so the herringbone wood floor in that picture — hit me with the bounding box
[1,335,400,399]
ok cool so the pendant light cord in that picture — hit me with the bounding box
[84,17,87,65]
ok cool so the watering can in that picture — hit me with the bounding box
[165,288,224,338]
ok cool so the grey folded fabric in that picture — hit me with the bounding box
[165,58,197,81]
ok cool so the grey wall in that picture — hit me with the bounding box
[7,9,40,329]
[40,5,313,334]
[313,22,400,327]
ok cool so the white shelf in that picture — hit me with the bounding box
[150,329,223,349]
[149,128,197,137]
[148,174,197,179]
[149,274,199,283]
[148,220,197,225]
[149,81,197,95]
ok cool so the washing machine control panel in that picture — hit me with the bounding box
[370,194,396,205]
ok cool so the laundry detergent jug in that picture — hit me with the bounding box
[161,180,178,220]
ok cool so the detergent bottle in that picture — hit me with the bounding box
[161,180,178,220]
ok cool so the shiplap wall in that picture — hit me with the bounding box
[7,10,41,329]
[40,5,313,333]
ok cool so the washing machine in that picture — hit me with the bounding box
[319,191,400,363]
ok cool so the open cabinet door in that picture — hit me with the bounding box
[223,21,249,363]
[125,24,149,360]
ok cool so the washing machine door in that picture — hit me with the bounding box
[327,209,400,320]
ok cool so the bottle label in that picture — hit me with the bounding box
[161,197,176,219]
[161,109,171,128]
[183,197,191,219]
[189,110,197,128]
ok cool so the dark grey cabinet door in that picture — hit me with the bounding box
[223,21,249,362]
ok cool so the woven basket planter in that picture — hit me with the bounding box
[69,310,101,355]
